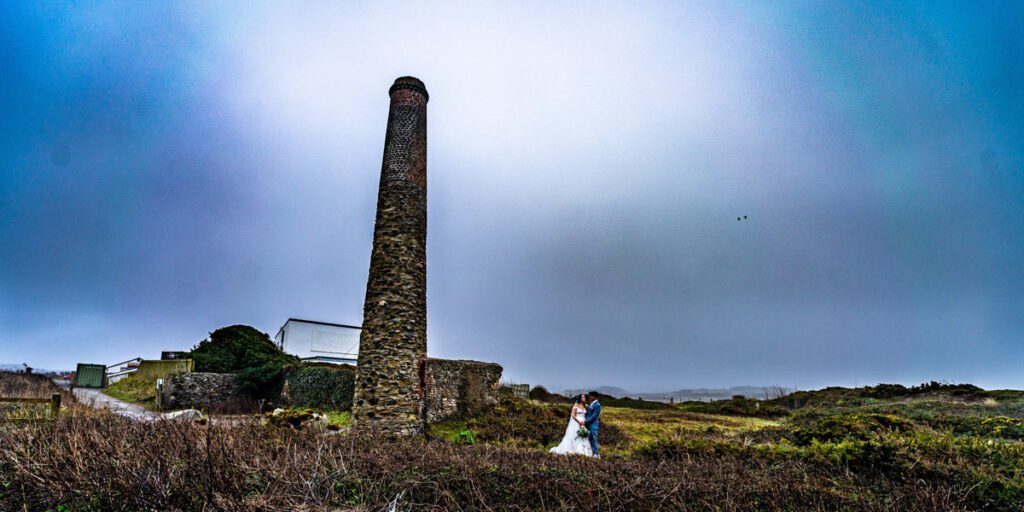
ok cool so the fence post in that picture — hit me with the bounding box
[50,393,61,419]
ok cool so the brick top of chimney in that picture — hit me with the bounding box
[389,76,429,102]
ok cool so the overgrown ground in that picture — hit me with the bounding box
[2,373,1023,511]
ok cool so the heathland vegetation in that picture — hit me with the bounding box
[2,371,1022,511]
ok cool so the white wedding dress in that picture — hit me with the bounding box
[549,406,594,456]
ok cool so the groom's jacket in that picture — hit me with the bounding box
[584,401,601,429]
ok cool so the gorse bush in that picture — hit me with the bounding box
[528,385,570,403]
[680,397,790,418]
[468,397,566,447]
[284,364,356,411]
[786,412,917,445]
[980,416,1024,439]
[593,393,675,410]
[190,325,298,398]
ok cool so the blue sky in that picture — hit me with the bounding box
[1,1,1021,391]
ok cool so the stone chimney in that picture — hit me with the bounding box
[351,77,429,434]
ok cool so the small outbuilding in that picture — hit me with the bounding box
[275,318,360,365]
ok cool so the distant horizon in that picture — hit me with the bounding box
[5,362,1015,398]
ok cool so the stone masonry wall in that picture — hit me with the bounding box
[162,372,242,410]
[352,77,430,434]
[424,358,503,423]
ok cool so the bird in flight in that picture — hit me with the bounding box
[737,215,748,221]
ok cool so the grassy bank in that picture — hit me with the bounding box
[103,375,158,410]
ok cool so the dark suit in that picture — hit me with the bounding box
[584,400,601,455]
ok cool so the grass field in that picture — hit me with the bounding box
[599,406,779,456]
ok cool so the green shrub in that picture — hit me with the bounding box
[284,364,356,411]
[594,394,675,410]
[190,325,298,398]
[528,385,570,403]
[454,430,476,445]
[863,383,909,398]
[787,412,916,445]
[980,416,1024,439]
[680,398,789,418]
[468,397,566,447]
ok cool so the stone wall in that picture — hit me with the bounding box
[424,358,502,423]
[162,372,242,410]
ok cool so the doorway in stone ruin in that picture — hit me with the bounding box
[418,357,428,435]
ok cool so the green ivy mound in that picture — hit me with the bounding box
[190,325,298,398]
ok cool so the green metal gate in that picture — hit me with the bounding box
[74,363,106,388]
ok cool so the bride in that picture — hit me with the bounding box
[549,394,594,456]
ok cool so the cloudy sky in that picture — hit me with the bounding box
[2,1,1021,391]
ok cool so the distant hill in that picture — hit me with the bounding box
[563,386,632,398]
[0,363,66,375]
[564,385,791,402]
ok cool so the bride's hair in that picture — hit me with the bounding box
[576,394,587,405]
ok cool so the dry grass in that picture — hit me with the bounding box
[2,374,1021,511]
[0,372,80,421]
[0,412,990,512]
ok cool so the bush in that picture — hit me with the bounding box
[528,385,570,403]
[468,397,566,447]
[786,412,917,445]
[285,364,356,411]
[594,394,674,410]
[454,430,476,445]
[680,398,790,418]
[190,325,298,398]
[863,383,909,398]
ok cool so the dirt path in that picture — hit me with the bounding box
[71,386,162,421]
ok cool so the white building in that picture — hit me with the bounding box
[274,318,360,365]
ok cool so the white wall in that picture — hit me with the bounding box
[277,321,360,361]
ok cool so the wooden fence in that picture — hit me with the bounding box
[0,393,62,421]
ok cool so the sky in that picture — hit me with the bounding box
[1,1,1022,392]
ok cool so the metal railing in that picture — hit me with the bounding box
[106,357,142,384]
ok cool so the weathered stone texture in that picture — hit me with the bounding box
[424,358,503,423]
[162,372,242,410]
[352,77,430,434]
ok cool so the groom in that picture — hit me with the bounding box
[585,391,602,457]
